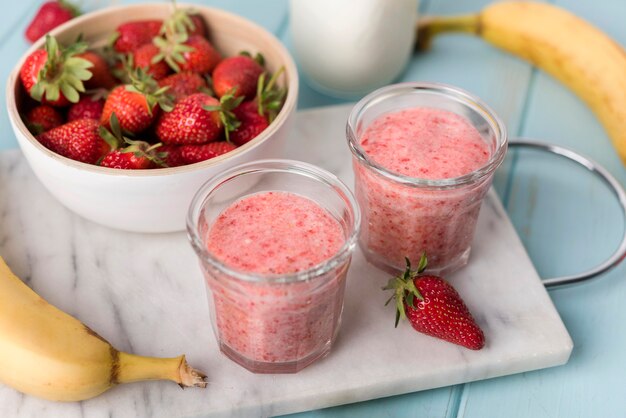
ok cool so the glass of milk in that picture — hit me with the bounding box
[289,0,419,98]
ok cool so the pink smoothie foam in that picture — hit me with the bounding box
[204,191,348,369]
[355,107,493,273]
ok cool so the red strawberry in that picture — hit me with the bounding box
[160,142,236,166]
[161,7,206,38]
[178,35,221,74]
[37,118,110,164]
[155,92,241,144]
[78,51,116,89]
[230,68,286,145]
[188,15,207,37]
[98,114,165,169]
[212,54,264,99]
[25,0,79,43]
[20,35,92,107]
[384,255,485,350]
[68,96,104,121]
[101,68,173,134]
[132,44,171,80]
[113,20,163,53]
[100,149,153,169]
[230,101,268,146]
[158,72,207,102]
[180,142,236,164]
[25,105,64,134]
[159,145,186,167]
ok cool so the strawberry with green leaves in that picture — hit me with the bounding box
[158,72,207,102]
[231,67,286,146]
[132,43,171,80]
[78,51,117,89]
[25,105,64,135]
[155,91,242,144]
[230,101,267,146]
[98,114,165,169]
[25,0,80,43]
[384,254,485,350]
[100,67,173,134]
[161,6,206,38]
[153,33,221,74]
[112,20,163,53]
[212,53,264,99]
[37,118,110,164]
[20,35,93,107]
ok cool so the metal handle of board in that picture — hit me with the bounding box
[508,139,626,288]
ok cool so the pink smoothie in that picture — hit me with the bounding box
[355,107,493,273]
[204,191,348,371]
[361,108,490,179]
[207,191,344,275]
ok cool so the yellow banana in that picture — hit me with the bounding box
[0,257,207,402]
[417,1,626,164]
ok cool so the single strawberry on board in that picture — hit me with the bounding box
[101,67,173,134]
[212,53,264,99]
[25,105,64,135]
[68,95,105,121]
[20,35,93,107]
[155,91,242,144]
[25,0,80,43]
[158,72,207,102]
[37,118,110,164]
[112,20,163,53]
[383,254,485,350]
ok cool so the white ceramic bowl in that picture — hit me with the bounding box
[6,3,298,233]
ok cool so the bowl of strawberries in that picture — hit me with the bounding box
[6,2,298,233]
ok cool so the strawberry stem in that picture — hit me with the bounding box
[256,66,286,123]
[126,67,174,113]
[161,1,199,37]
[382,253,428,328]
[203,88,243,142]
[30,35,92,103]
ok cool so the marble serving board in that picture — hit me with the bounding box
[0,105,573,418]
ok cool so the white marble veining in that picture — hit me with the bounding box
[0,105,572,418]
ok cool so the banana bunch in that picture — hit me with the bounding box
[417,1,626,165]
[0,257,207,402]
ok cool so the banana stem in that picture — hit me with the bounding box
[116,352,207,388]
[416,14,481,51]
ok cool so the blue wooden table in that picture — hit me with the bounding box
[2,1,626,417]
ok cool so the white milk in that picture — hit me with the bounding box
[290,0,419,98]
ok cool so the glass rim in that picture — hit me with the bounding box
[346,82,508,189]
[186,159,361,284]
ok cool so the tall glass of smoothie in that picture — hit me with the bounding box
[347,82,507,275]
[187,160,360,373]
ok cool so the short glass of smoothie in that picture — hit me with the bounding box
[347,82,507,275]
[187,160,360,373]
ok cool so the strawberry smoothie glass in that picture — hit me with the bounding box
[347,82,507,275]
[187,160,360,373]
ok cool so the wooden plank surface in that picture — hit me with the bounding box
[458,0,626,417]
[2,0,626,417]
